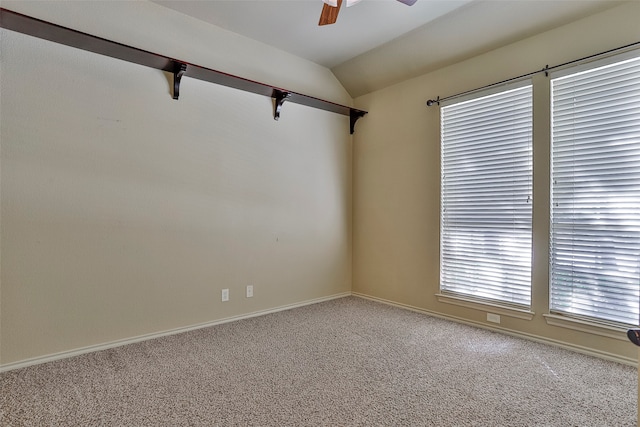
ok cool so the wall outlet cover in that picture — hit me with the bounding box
[487,313,501,324]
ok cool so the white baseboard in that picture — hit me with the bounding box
[352,292,637,367]
[5,291,633,372]
[0,292,352,373]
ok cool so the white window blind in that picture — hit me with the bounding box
[550,54,640,326]
[440,84,533,307]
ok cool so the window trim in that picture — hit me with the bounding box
[436,293,535,321]
[543,313,629,341]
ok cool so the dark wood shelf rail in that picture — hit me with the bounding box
[0,8,367,134]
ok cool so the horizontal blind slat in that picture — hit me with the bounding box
[441,85,532,307]
[550,55,640,326]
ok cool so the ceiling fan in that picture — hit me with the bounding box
[319,0,418,26]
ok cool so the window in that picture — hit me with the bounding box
[550,54,640,326]
[440,84,533,308]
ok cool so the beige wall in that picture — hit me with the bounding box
[0,3,352,365]
[353,1,640,363]
[2,0,639,371]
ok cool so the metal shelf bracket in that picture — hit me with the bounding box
[173,62,187,100]
[273,89,292,121]
[350,109,367,135]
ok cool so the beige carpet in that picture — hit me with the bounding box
[0,296,637,426]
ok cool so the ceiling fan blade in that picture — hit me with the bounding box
[396,0,417,5]
[319,0,343,26]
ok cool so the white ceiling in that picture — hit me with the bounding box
[154,0,473,68]
[153,0,626,97]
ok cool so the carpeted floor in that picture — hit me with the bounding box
[0,296,637,426]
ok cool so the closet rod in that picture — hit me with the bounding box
[0,8,367,134]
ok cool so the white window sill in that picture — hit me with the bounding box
[543,313,630,341]
[436,293,534,321]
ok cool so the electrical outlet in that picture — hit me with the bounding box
[221,289,229,302]
[246,285,254,298]
[487,313,501,324]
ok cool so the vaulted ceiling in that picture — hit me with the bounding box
[153,0,626,97]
